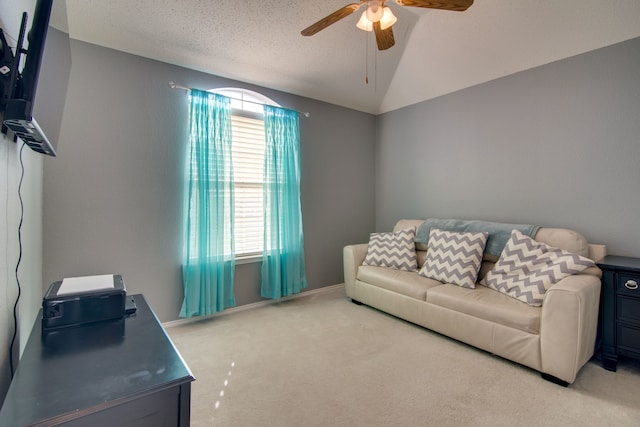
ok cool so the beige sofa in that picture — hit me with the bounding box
[343,219,604,385]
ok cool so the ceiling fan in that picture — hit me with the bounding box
[301,0,474,51]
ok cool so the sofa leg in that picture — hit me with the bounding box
[541,373,569,387]
[351,298,363,305]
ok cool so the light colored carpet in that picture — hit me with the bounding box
[166,285,640,427]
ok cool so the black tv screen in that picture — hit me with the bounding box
[2,0,70,157]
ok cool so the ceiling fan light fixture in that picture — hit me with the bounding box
[356,11,373,32]
[379,7,397,30]
[365,0,384,23]
[357,4,397,32]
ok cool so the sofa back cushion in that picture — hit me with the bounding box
[532,227,590,257]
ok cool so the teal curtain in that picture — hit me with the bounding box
[261,105,308,299]
[180,89,236,318]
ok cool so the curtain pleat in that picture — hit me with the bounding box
[180,90,236,317]
[261,105,307,299]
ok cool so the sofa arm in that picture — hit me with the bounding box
[539,272,601,383]
[343,244,368,297]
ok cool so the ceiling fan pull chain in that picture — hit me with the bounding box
[365,30,369,84]
[374,43,378,91]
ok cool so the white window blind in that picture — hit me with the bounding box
[186,88,278,260]
[231,113,265,256]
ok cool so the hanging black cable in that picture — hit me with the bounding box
[9,142,26,379]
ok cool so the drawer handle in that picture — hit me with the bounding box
[625,280,639,290]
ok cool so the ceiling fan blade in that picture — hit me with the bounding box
[395,0,474,12]
[301,3,365,36]
[373,22,395,51]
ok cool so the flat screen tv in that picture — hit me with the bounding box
[1,0,70,157]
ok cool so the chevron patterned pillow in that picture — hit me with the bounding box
[419,228,488,289]
[363,228,418,271]
[481,229,595,306]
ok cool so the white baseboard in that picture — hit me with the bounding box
[163,283,345,328]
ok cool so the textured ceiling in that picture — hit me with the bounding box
[55,0,640,114]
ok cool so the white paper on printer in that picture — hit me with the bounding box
[58,274,115,295]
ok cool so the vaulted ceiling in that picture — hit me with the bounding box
[55,0,640,114]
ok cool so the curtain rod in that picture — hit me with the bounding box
[168,82,310,118]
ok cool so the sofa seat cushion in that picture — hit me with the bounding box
[357,266,443,301]
[426,284,541,334]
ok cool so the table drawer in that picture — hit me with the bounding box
[617,273,640,297]
[617,323,640,355]
[617,295,640,325]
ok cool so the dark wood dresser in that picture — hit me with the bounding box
[0,294,194,426]
[598,255,640,371]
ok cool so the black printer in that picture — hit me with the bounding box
[42,274,127,330]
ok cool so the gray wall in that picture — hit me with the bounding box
[0,122,42,404]
[43,40,376,322]
[0,0,66,402]
[376,36,640,257]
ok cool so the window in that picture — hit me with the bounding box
[183,87,306,305]
[211,88,280,259]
